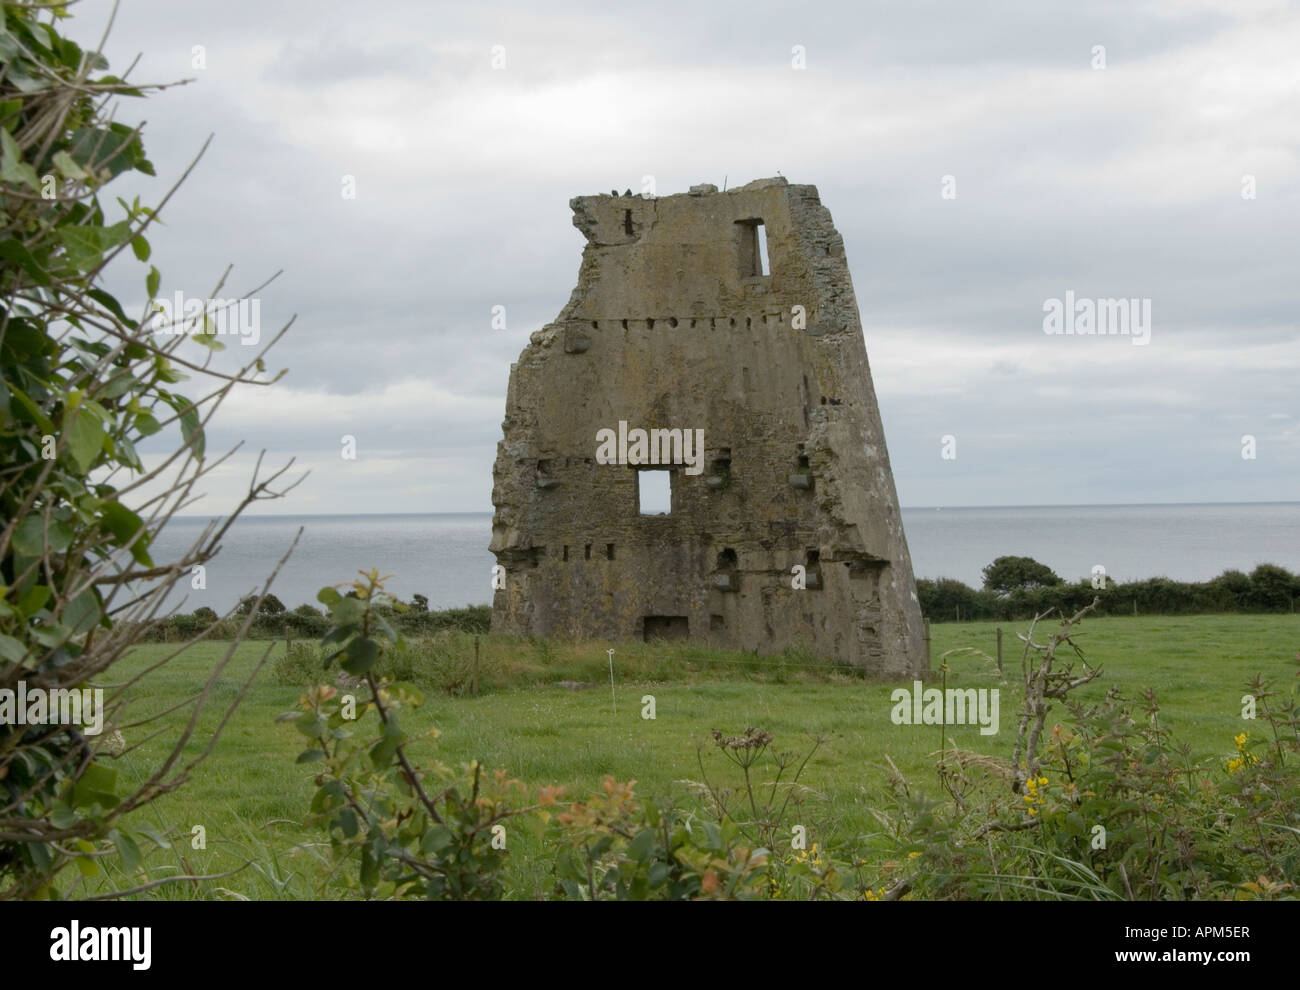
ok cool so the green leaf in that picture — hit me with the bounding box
[194,327,225,352]
[0,635,25,663]
[52,149,89,180]
[628,828,655,863]
[74,844,101,879]
[368,715,405,769]
[110,828,142,873]
[134,412,161,436]
[69,762,119,810]
[130,234,150,261]
[331,597,365,626]
[177,403,204,459]
[87,287,136,329]
[58,227,106,271]
[342,636,379,676]
[63,588,102,635]
[421,826,452,854]
[16,583,51,617]
[317,587,342,608]
[335,808,359,839]
[68,125,144,181]
[294,713,325,738]
[58,221,132,272]
[145,265,160,299]
[135,823,172,850]
[0,127,40,191]
[12,516,46,557]
[360,846,379,891]
[65,409,105,472]
[99,502,152,566]
[49,802,80,830]
[310,780,346,814]
[295,748,325,763]
[6,383,54,432]
[0,29,21,61]
[699,821,723,852]
[31,622,72,648]
[0,237,51,285]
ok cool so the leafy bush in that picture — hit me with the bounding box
[0,3,295,899]
[873,603,1300,900]
[982,556,1063,596]
[1248,564,1295,612]
[284,570,532,899]
[273,641,321,687]
[238,593,286,616]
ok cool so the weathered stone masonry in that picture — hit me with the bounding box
[489,177,927,676]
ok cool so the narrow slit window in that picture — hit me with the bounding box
[736,219,769,277]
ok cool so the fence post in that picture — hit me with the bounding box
[607,648,617,715]
[996,627,1003,676]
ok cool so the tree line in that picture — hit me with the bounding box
[918,555,1299,622]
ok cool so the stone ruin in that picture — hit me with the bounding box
[489,177,927,676]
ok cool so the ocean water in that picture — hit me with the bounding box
[144,503,1300,614]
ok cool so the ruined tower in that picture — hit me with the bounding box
[489,177,926,676]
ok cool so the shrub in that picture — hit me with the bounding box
[238,593,286,616]
[284,571,530,899]
[1248,563,1295,612]
[982,556,1063,596]
[0,3,296,899]
[273,641,321,687]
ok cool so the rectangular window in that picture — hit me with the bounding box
[637,469,673,515]
[736,219,769,277]
[644,616,689,641]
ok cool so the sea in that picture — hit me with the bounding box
[143,503,1300,615]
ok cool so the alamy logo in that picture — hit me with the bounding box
[1042,290,1150,346]
[147,290,261,346]
[890,681,1000,736]
[50,921,151,970]
[595,421,705,475]
[0,681,103,735]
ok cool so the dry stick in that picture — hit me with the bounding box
[115,535,302,813]
[363,668,444,826]
[83,864,252,901]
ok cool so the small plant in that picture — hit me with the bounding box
[548,777,769,900]
[282,569,535,899]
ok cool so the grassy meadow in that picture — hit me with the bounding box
[72,613,1298,899]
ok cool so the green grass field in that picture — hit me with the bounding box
[73,613,1298,899]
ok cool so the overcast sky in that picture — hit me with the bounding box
[74,0,1298,515]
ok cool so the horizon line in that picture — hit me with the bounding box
[167,499,1300,520]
